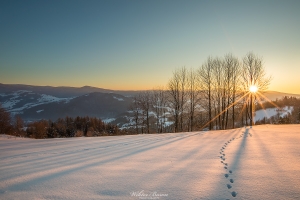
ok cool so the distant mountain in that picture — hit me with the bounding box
[0,83,140,98]
[2,83,299,100]
[261,91,300,101]
[1,83,299,125]
[19,92,132,122]
[0,87,133,122]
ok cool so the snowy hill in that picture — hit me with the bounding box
[0,83,140,97]
[0,90,133,122]
[1,83,299,125]
[261,91,300,101]
[255,106,293,122]
[1,125,300,199]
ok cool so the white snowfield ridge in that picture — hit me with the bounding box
[254,106,293,122]
[1,90,74,114]
[0,125,300,199]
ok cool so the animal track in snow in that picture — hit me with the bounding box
[218,128,251,199]
[231,191,237,197]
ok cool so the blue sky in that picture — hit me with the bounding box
[1,0,299,93]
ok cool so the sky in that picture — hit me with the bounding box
[0,0,299,93]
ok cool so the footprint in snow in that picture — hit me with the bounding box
[230,179,234,183]
[231,191,237,197]
[224,166,227,169]
[229,170,232,173]
[227,184,232,189]
[225,174,229,178]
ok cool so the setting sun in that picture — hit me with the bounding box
[249,85,258,93]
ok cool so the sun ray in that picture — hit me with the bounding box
[255,92,280,109]
[235,93,251,125]
[254,94,272,123]
[200,92,250,130]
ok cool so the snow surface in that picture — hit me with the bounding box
[255,106,293,122]
[102,118,116,123]
[113,96,124,101]
[1,125,300,199]
[1,99,20,109]
[1,91,75,114]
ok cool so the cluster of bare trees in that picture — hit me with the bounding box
[0,104,130,138]
[129,88,170,134]
[130,52,271,133]
[0,104,25,136]
[26,116,124,139]
[197,54,242,130]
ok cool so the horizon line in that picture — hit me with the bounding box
[1,83,300,95]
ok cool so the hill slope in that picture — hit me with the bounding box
[0,89,132,121]
[1,125,299,199]
[1,83,299,123]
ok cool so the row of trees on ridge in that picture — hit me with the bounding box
[129,52,271,133]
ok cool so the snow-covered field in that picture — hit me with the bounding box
[255,106,293,122]
[1,125,300,200]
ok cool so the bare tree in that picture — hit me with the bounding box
[241,52,271,125]
[179,67,188,131]
[0,104,12,134]
[187,68,201,131]
[226,54,241,129]
[168,67,188,132]
[138,91,152,133]
[211,57,223,129]
[14,115,25,136]
[152,86,167,133]
[129,96,140,134]
[222,54,241,129]
[198,57,215,130]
